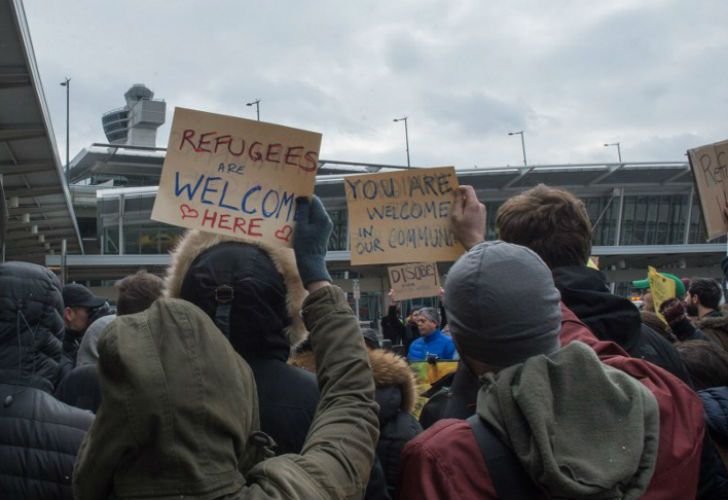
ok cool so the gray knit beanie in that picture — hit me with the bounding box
[445,241,561,367]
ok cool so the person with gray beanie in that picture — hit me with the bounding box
[445,242,561,367]
[399,240,670,499]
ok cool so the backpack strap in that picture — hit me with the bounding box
[467,414,542,499]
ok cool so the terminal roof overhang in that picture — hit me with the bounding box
[315,161,694,203]
[0,0,83,261]
[71,142,694,200]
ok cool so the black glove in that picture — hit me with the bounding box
[294,196,333,286]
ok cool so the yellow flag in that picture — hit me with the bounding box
[587,257,600,270]
[647,266,676,314]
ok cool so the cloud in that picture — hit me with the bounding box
[21,0,728,170]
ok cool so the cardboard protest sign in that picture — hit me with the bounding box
[345,166,464,265]
[388,262,441,301]
[647,266,676,315]
[687,139,728,240]
[151,107,322,247]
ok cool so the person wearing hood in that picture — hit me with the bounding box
[0,261,94,499]
[398,240,706,499]
[444,185,728,498]
[291,327,421,498]
[163,203,321,455]
[73,196,379,500]
[494,184,692,384]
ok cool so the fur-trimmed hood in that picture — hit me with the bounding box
[289,347,417,414]
[289,349,316,373]
[164,229,308,346]
[369,349,417,414]
[697,314,728,350]
[698,314,728,332]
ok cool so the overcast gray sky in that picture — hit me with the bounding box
[23,0,728,169]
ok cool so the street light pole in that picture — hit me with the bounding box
[507,130,527,167]
[246,99,261,121]
[604,142,622,164]
[60,78,70,183]
[393,116,411,168]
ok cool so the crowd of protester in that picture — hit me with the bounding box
[2,185,728,499]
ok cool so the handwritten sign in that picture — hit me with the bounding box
[687,139,728,240]
[345,166,464,265]
[388,262,440,301]
[151,107,322,247]
[648,266,676,315]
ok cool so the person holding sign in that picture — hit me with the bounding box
[487,184,692,384]
[398,241,708,500]
[449,183,728,497]
[73,196,380,500]
[407,307,457,362]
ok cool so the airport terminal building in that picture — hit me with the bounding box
[1,1,725,323]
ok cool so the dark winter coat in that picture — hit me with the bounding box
[0,261,94,499]
[381,305,406,345]
[55,364,102,413]
[698,315,728,352]
[552,265,693,384]
[289,346,419,499]
[74,289,380,500]
[700,387,728,470]
[369,349,422,498]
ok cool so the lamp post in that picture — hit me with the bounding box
[604,142,622,164]
[246,99,261,121]
[60,78,70,183]
[507,130,527,167]
[393,116,410,168]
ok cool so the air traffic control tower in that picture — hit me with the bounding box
[101,84,165,148]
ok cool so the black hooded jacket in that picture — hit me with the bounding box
[180,242,319,455]
[551,265,693,384]
[0,262,93,499]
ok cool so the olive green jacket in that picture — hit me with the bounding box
[73,286,379,500]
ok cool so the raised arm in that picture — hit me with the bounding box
[242,196,379,499]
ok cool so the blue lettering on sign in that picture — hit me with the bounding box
[175,172,204,200]
[171,172,295,222]
[241,185,261,214]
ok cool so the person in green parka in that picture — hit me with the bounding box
[72,196,380,500]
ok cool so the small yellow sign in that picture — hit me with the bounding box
[647,266,676,314]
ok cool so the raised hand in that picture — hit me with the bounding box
[450,185,486,250]
[294,196,333,289]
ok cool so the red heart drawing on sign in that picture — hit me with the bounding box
[180,204,199,220]
[275,225,293,242]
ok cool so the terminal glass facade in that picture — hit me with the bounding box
[95,188,721,322]
[97,191,720,256]
[98,192,183,255]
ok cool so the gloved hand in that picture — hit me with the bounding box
[659,298,687,326]
[294,196,333,287]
